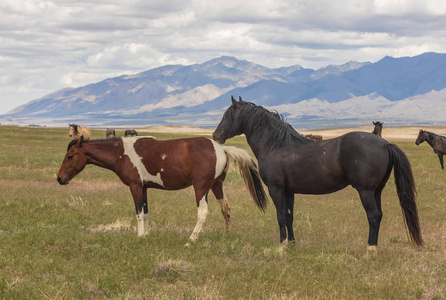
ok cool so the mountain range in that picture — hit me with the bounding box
[2,52,446,129]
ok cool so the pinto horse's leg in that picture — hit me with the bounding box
[188,194,209,243]
[268,186,288,243]
[211,166,231,233]
[130,185,149,236]
[211,179,231,234]
[358,189,383,249]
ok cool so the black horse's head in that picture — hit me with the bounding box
[212,96,247,144]
[415,130,427,145]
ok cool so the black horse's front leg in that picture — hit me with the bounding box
[285,193,296,243]
[438,153,444,170]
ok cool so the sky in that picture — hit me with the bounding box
[1,0,446,114]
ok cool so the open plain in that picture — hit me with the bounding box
[0,125,445,299]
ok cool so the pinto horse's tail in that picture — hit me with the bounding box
[221,146,268,212]
[388,144,424,246]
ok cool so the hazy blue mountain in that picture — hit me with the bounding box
[2,52,446,128]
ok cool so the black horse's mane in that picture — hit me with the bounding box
[239,102,312,148]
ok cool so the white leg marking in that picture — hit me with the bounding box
[367,245,378,252]
[189,197,209,242]
[122,137,164,187]
[209,138,227,179]
[136,211,146,236]
[144,213,149,233]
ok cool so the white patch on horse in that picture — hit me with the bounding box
[136,210,145,236]
[122,137,164,187]
[189,196,209,241]
[209,138,227,179]
[161,154,167,160]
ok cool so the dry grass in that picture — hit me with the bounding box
[0,125,445,299]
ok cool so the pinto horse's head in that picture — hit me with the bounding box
[213,96,247,144]
[57,136,88,185]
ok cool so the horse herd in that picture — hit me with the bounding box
[60,98,446,251]
[69,124,139,139]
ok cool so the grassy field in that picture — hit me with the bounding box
[0,125,445,299]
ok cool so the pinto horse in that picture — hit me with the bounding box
[372,121,383,137]
[106,128,115,138]
[415,130,446,170]
[213,96,423,250]
[69,124,91,140]
[124,129,138,137]
[57,136,267,244]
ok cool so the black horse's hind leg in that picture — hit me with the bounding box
[268,186,288,243]
[358,189,383,247]
[285,193,295,243]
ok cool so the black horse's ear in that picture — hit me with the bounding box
[373,121,376,125]
[231,95,237,106]
[239,96,245,103]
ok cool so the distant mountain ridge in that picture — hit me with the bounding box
[2,52,446,128]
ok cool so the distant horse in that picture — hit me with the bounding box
[68,124,91,140]
[106,128,115,138]
[304,134,323,141]
[57,136,267,244]
[125,129,138,137]
[415,130,446,170]
[372,121,383,137]
[213,96,423,250]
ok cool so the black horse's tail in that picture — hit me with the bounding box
[222,145,268,212]
[388,144,424,246]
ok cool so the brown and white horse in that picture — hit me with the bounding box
[69,124,91,140]
[106,128,115,138]
[57,136,267,244]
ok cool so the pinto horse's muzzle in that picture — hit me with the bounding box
[57,176,69,185]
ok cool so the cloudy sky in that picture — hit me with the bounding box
[1,0,445,114]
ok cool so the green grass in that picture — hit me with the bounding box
[0,125,445,299]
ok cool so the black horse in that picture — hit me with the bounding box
[415,130,446,170]
[213,97,423,249]
[372,121,383,137]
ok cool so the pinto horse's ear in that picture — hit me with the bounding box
[77,135,84,147]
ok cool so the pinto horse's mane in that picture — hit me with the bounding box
[66,137,155,151]
[239,102,312,149]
